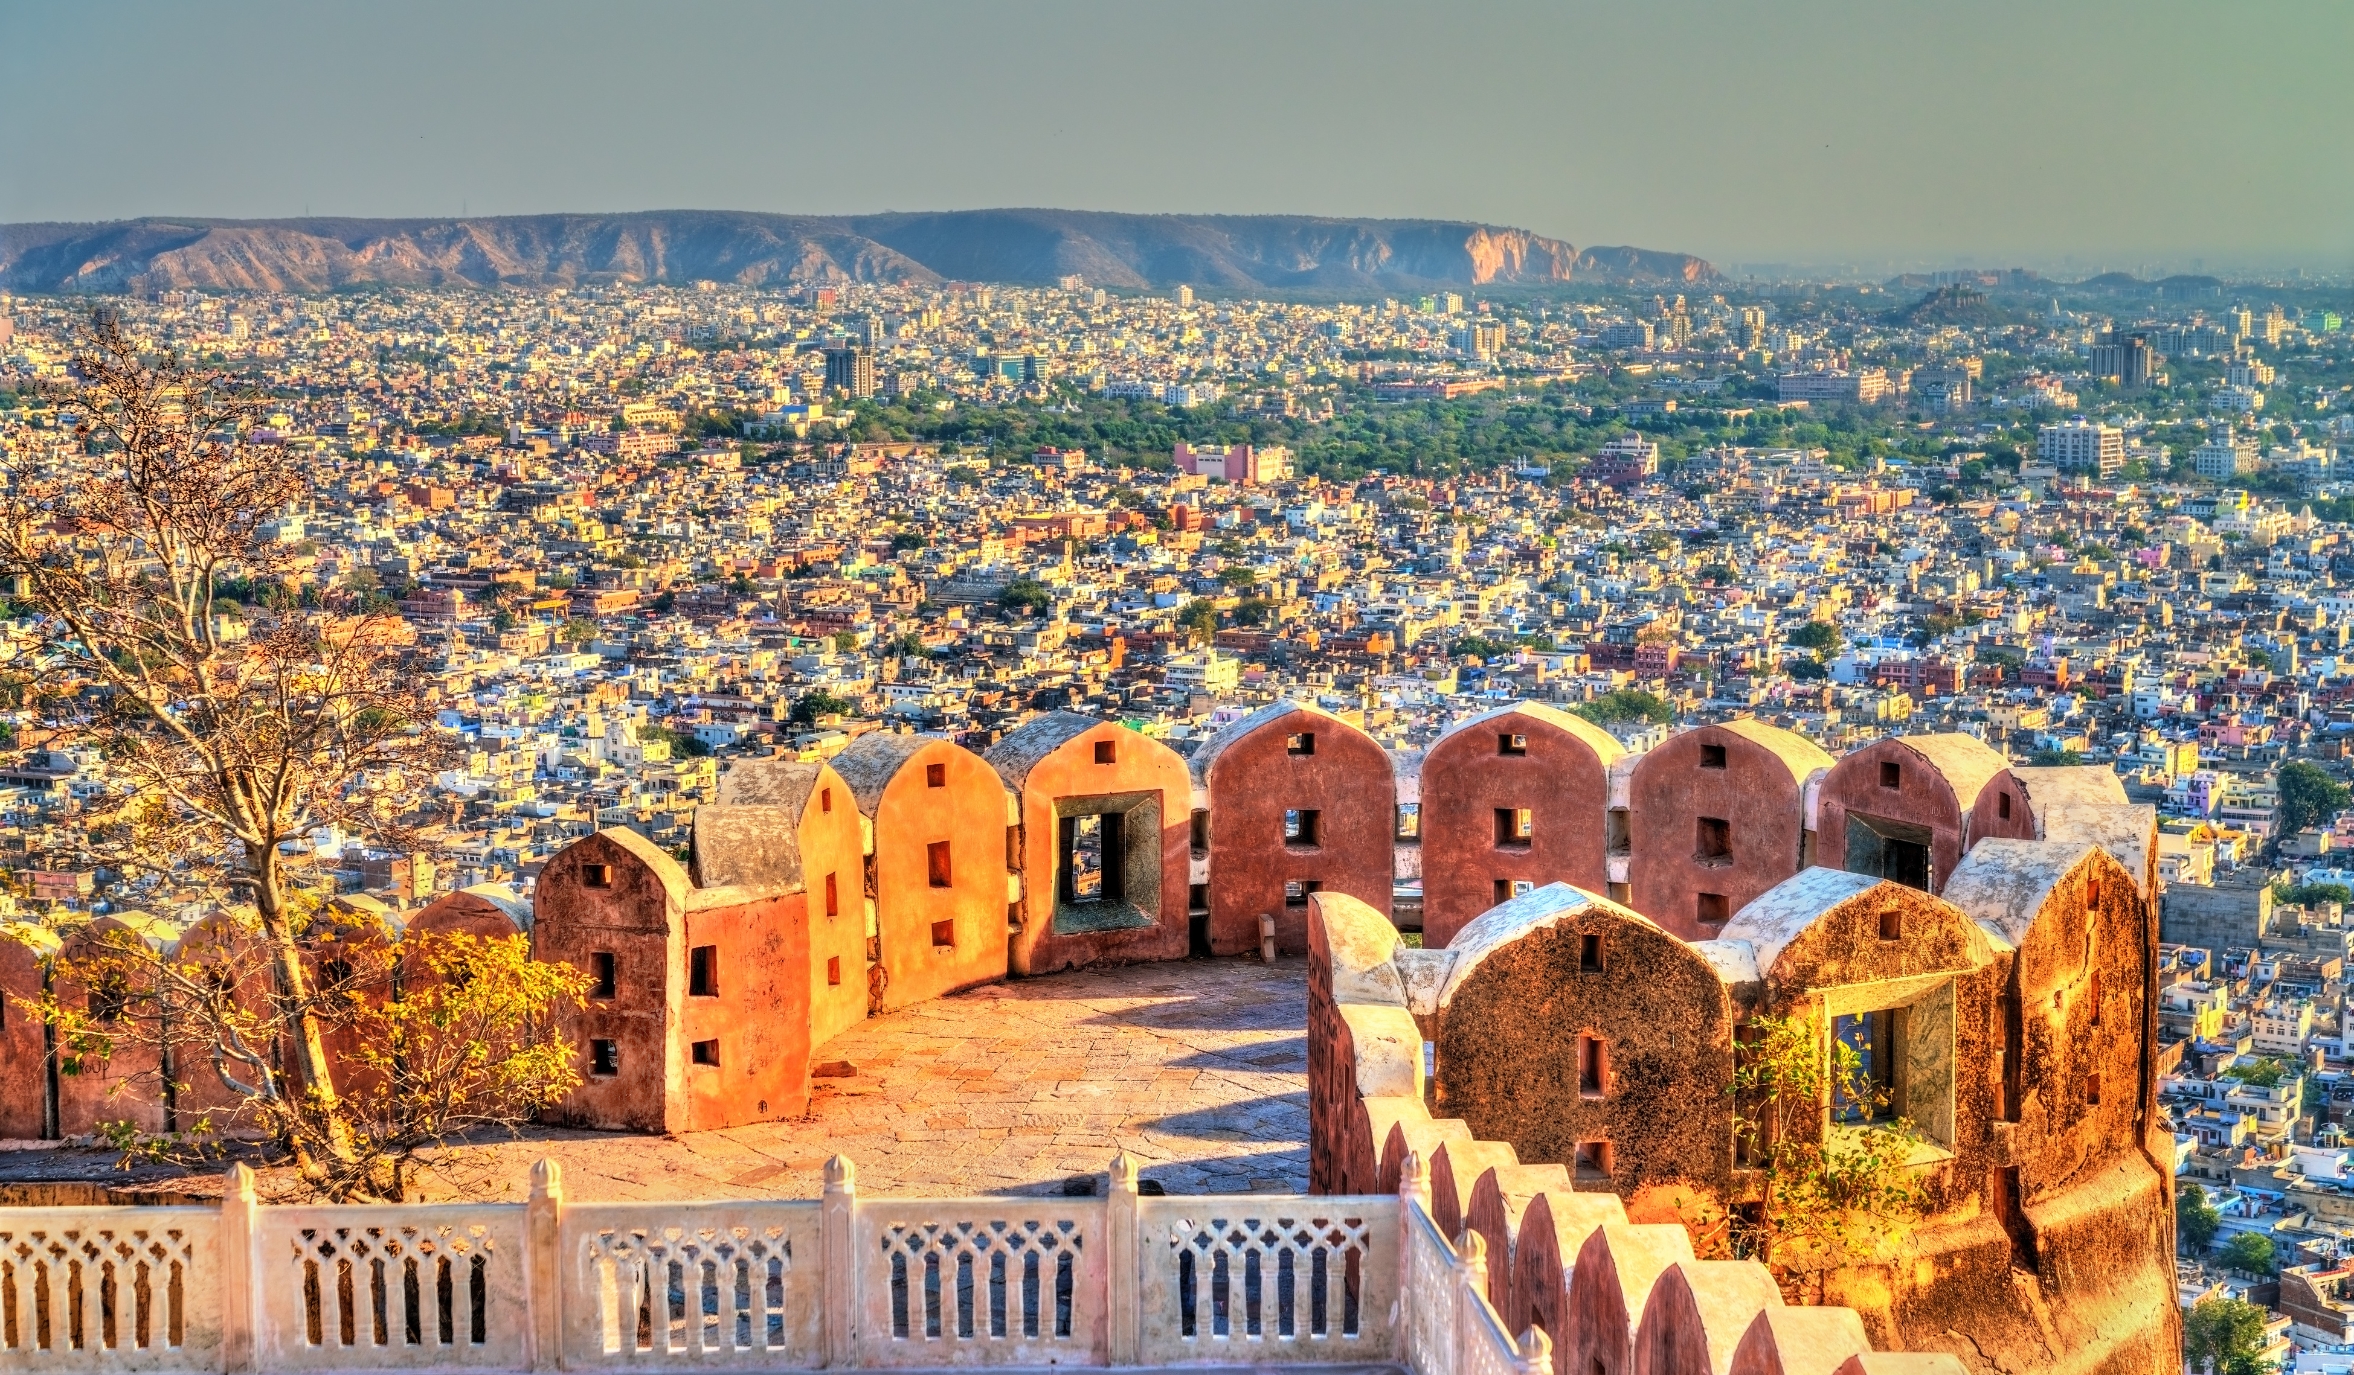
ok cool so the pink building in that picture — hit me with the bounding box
[1174,441,1292,483]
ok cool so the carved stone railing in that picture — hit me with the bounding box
[0,1151,1666,1375]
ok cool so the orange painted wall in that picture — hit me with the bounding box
[680,893,811,1128]
[800,764,874,1045]
[872,740,1012,1009]
[1008,722,1191,975]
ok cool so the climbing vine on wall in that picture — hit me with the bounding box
[1729,1011,1927,1285]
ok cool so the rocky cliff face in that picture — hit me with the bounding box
[0,210,1714,294]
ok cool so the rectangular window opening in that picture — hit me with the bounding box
[2086,874,2101,907]
[2087,970,2102,1027]
[590,1039,620,1077]
[1878,907,1903,941]
[928,840,952,889]
[1697,892,1729,927]
[1058,811,1126,905]
[581,863,613,890]
[821,787,833,813]
[1847,813,1934,892]
[1579,932,1604,973]
[590,951,618,1000]
[1573,1140,1613,1182]
[1285,879,1321,908]
[1879,760,1902,789]
[1997,791,2012,819]
[689,945,718,998]
[691,1039,720,1068]
[825,872,839,917]
[826,956,842,986]
[1093,739,1117,764]
[2085,1072,2102,1107]
[1699,743,1727,770]
[1832,1010,1900,1124]
[1578,1035,1607,1096]
[1286,732,1315,756]
[925,763,946,788]
[1285,808,1322,847]
[1395,803,1421,840]
[1695,816,1731,863]
[1498,733,1527,756]
[1190,808,1209,853]
[930,919,956,949]
[1495,807,1533,847]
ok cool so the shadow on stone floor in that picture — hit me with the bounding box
[1160,1036,1309,1070]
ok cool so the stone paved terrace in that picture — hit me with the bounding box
[0,956,1313,1203]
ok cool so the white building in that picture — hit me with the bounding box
[2192,430,2260,480]
[2037,419,2124,476]
[1164,649,1239,696]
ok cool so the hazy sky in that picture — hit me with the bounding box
[4,1,2348,271]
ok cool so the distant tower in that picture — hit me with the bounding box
[1174,284,1194,309]
[824,346,876,400]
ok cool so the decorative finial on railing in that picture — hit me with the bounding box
[1109,1151,1139,1194]
[824,1154,856,1193]
[227,1161,257,1204]
[1458,1228,1488,1291]
[1518,1325,1554,1375]
[1399,1149,1429,1206]
[530,1158,564,1201]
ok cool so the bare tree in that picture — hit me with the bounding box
[0,313,468,1196]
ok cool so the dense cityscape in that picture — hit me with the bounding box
[7,260,2354,1359]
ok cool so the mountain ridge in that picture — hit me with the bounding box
[0,209,1716,294]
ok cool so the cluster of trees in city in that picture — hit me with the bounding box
[830,387,2033,485]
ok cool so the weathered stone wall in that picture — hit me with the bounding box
[536,828,690,1132]
[1306,839,2181,1375]
[1432,889,1738,1217]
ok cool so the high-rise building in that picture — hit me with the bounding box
[1736,306,1766,351]
[2088,332,2156,387]
[1453,320,1506,361]
[824,346,876,399]
[1174,284,1194,309]
[2036,419,2124,476]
